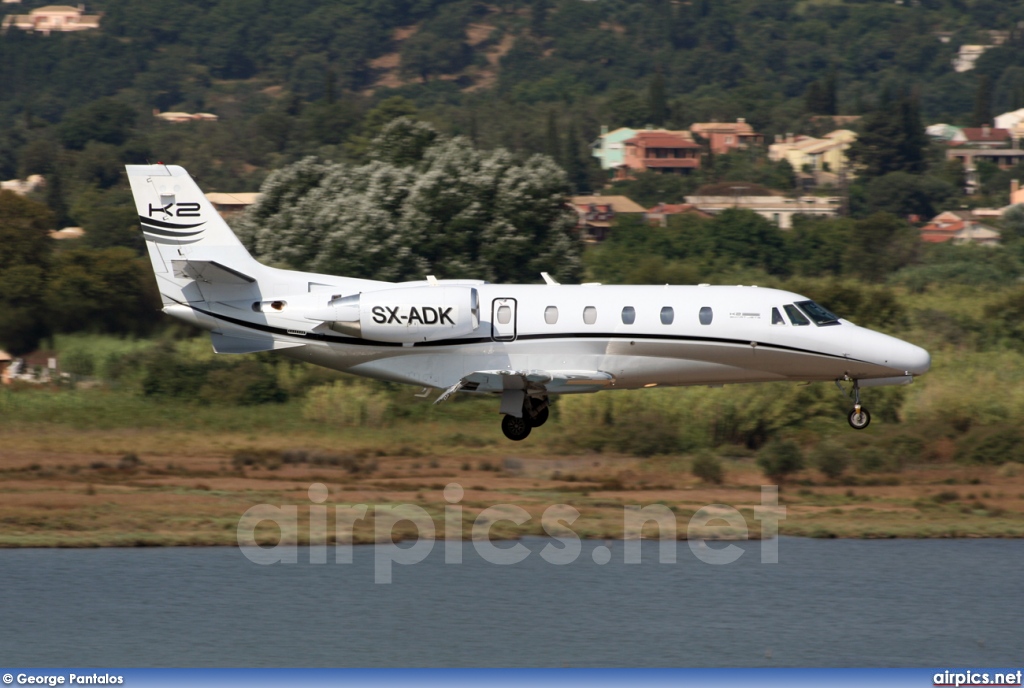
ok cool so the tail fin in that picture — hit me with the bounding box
[126,164,261,304]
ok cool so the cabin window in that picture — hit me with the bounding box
[583,306,597,325]
[795,300,841,326]
[660,306,674,325]
[621,306,636,325]
[699,307,713,325]
[497,305,512,325]
[544,306,558,324]
[784,304,810,326]
[771,307,785,325]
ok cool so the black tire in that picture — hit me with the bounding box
[848,407,871,430]
[501,414,532,441]
[531,405,549,428]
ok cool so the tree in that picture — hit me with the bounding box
[562,119,590,193]
[58,98,137,150]
[531,0,551,36]
[544,109,561,164]
[707,208,789,276]
[843,213,920,282]
[757,439,805,483]
[862,171,957,218]
[648,71,667,126]
[847,97,926,178]
[235,119,583,284]
[0,191,53,354]
[45,248,161,336]
[972,74,993,127]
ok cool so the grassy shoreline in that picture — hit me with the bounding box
[2,419,1023,548]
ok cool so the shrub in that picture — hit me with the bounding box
[118,453,142,470]
[812,440,849,480]
[856,446,887,473]
[757,440,804,482]
[302,381,390,426]
[691,451,724,484]
[955,428,1024,465]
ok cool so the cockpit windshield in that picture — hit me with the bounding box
[794,300,841,326]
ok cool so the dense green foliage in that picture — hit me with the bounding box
[234,118,582,282]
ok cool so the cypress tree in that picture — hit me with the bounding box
[563,120,589,193]
[648,71,667,126]
[545,109,561,164]
[824,72,838,116]
[972,75,993,127]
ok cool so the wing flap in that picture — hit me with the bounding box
[210,332,305,354]
[435,369,614,401]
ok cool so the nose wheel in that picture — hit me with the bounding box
[836,379,871,430]
[848,407,871,429]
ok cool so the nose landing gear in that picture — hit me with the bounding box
[837,379,871,430]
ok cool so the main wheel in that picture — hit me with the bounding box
[531,405,550,427]
[848,407,871,430]
[501,414,532,441]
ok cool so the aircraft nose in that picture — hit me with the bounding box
[888,339,931,376]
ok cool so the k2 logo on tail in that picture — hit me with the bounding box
[139,200,206,244]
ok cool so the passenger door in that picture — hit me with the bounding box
[491,298,517,342]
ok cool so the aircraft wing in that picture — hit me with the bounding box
[171,259,255,285]
[435,369,614,403]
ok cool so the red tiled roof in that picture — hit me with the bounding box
[920,220,963,243]
[640,158,700,168]
[961,127,1010,142]
[647,203,712,218]
[625,132,702,149]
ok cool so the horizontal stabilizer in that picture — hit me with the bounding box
[210,332,305,354]
[172,260,255,285]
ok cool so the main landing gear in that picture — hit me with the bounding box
[836,379,871,430]
[500,396,549,441]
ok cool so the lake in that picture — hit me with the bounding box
[2,537,1021,667]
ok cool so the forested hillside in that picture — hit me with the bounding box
[3,0,1024,190]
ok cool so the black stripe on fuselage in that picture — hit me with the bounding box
[172,297,866,363]
[138,215,206,230]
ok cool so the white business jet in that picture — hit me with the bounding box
[127,165,930,441]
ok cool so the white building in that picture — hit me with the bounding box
[953,45,989,73]
[685,193,841,229]
[2,5,101,34]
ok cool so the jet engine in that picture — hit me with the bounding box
[305,286,480,343]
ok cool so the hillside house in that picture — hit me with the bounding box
[954,125,1011,149]
[619,131,701,180]
[920,211,1000,245]
[689,119,764,155]
[570,195,645,242]
[154,110,219,123]
[0,174,45,195]
[2,5,100,34]
[592,126,696,176]
[942,119,1024,194]
[205,192,260,218]
[768,130,856,185]
[645,203,712,227]
[686,187,840,229]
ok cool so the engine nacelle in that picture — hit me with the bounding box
[305,286,480,343]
